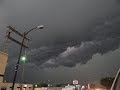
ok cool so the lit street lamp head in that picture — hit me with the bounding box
[25,25,44,35]
[21,56,27,62]
[37,25,44,29]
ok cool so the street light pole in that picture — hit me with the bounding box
[11,33,26,90]
[10,25,44,90]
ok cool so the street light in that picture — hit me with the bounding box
[21,56,27,62]
[25,25,44,35]
[37,25,44,29]
[11,25,44,90]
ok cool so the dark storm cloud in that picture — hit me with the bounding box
[1,0,120,83]
[25,15,120,68]
[116,0,120,4]
[41,39,120,68]
[0,0,4,5]
[1,0,120,68]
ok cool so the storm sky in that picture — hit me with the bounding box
[0,0,120,84]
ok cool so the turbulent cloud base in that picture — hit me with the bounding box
[25,15,120,68]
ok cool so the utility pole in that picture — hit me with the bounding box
[7,26,29,90]
[7,25,44,90]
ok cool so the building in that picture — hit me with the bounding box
[0,51,8,88]
[62,85,76,90]
[0,50,33,90]
[62,84,81,90]
[1,83,33,90]
[34,87,62,90]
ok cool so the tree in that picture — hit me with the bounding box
[55,83,68,87]
[55,84,63,87]
[34,83,48,88]
[90,83,96,89]
[40,83,48,87]
[100,77,114,89]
